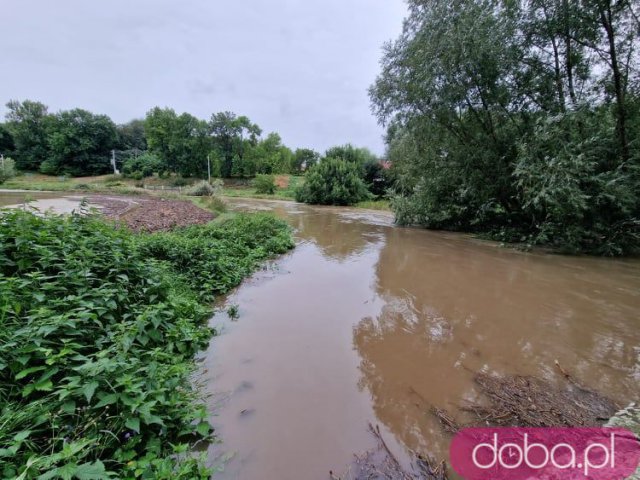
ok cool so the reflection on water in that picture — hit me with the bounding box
[203,198,640,479]
[0,191,66,207]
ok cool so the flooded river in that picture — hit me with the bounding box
[202,198,640,479]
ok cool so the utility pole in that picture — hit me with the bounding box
[111,150,119,174]
[207,154,211,183]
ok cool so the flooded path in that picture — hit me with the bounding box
[202,198,640,479]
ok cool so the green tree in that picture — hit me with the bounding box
[0,157,17,184]
[5,100,53,171]
[256,132,292,174]
[253,174,276,194]
[44,109,118,176]
[370,0,640,255]
[291,148,319,173]
[209,112,261,177]
[145,108,211,177]
[122,152,165,178]
[295,158,370,206]
[116,119,147,151]
[325,144,377,166]
[0,123,15,156]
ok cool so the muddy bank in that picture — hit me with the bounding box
[92,195,214,232]
[0,191,215,232]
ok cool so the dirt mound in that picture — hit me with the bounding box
[90,195,214,232]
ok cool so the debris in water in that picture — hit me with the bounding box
[428,369,619,431]
[332,423,448,480]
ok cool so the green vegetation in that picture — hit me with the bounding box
[370,0,640,255]
[187,180,223,197]
[0,209,294,479]
[1,101,318,180]
[295,157,371,206]
[252,174,276,194]
[0,157,17,184]
[122,153,164,179]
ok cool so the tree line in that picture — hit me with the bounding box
[0,100,321,178]
[371,0,640,255]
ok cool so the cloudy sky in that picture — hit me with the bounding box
[1,0,407,154]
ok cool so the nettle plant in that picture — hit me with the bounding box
[0,209,293,479]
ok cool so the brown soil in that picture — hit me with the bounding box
[88,195,214,232]
[274,175,290,188]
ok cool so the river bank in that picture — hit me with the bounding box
[0,203,294,479]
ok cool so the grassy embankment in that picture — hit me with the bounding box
[0,209,294,479]
[1,173,391,211]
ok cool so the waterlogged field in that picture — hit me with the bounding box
[0,208,293,479]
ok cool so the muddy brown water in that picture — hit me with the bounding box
[201,198,640,479]
[0,190,96,215]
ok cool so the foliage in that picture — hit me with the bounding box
[136,214,294,301]
[145,108,211,178]
[0,157,17,184]
[122,152,165,178]
[291,148,319,173]
[253,133,293,175]
[187,180,223,197]
[43,109,118,176]
[4,99,300,181]
[295,158,371,206]
[5,100,52,171]
[209,112,262,178]
[370,0,640,255]
[253,174,276,194]
[325,144,377,166]
[0,209,294,479]
[197,196,227,214]
[170,176,191,187]
[0,124,14,156]
[362,159,390,198]
[116,119,146,152]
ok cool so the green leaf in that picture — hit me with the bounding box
[13,430,31,442]
[34,379,53,391]
[15,366,46,380]
[62,400,76,414]
[93,393,118,408]
[73,461,111,479]
[124,417,140,433]
[82,381,99,403]
[196,421,211,437]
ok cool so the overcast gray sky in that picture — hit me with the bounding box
[0,0,407,154]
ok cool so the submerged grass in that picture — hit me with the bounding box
[0,209,294,479]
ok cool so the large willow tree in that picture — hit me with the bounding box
[371,0,640,255]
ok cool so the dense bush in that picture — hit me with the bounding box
[187,179,223,197]
[170,176,191,187]
[0,157,16,184]
[0,210,293,479]
[295,157,371,206]
[137,214,294,300]
[122,152,165,178]
[253,174,276,194]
